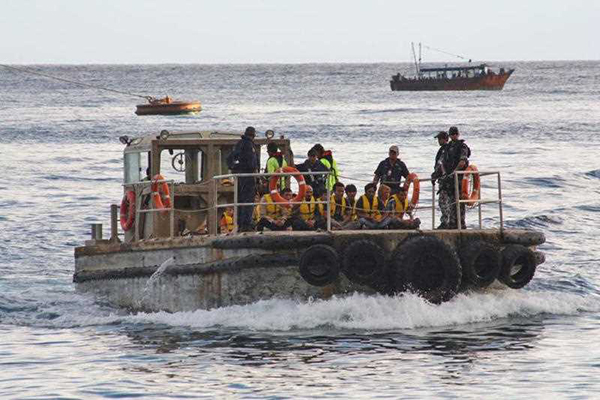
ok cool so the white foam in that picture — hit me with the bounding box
[128,290,600,331]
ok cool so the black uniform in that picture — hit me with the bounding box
[229,135,258,231]
[374,158,409,193]
[296,158,328,197]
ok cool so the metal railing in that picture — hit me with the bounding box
[213,170,333,234]
[125,179,176,240]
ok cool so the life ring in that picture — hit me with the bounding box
[499,245,537,289]
[299,244,340,287]
[402,173,420,206]
[391,235,462,303]
[151,174,171,211]
[342,239,387,289]
[269,166,306,204]
[119,190,136,231]
[461,164,480,205]
[459,240,501,288]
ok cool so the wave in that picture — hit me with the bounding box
[584,169,600,179]
[505,214,563,229]
[127,290,600,332]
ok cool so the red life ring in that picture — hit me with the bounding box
[403,173,420,206]
[461,165,481,205]
[151,174,172,212]
[120,190,136,231]
[269,166,307,204]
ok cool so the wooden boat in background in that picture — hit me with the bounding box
[135,96,202,116]
[390,43,514,91]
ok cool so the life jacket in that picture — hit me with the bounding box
[253,204,261,223]
[220,213,234,232]
[266,152,288,188]
[262,194,279,218]
[330,194,348,219]
[385,195,409,216]
[299,196,316,221]
[356,194,381,220]
[346,197,358,220]
[320,151,339,190]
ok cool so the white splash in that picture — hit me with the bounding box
[129,289,600,331]
[136,256,176,309]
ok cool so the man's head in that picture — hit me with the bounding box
[435,131,449,146]
[225,206,234,216]
[333,182,345,198]
[281,187,293,201]
[396,187,407,202]
[379,184,391,201]
[364,183,377,199]
[345,184,357,200]
[312,144,325,157]
[267,142,278,156]
[307,148,318,164]
[305,185,314,200]
[244,126,256,139]
[449,126,459,141]
[389,145,399,161]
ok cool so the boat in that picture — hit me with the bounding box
[73,129,546,312]
[390,43,514,91]
[135,96,202,116]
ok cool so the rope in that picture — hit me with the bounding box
[422,45,472,63]
[0,63,152,101]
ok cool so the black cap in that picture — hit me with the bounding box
[449,126,459,135]
[244,126,256,136]
[434,131,448,139]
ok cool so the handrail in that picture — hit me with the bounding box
[451,169,503,231]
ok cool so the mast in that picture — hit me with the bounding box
[418,42,422,75]
[411,42,420,76]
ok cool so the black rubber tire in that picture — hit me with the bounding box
[459,241,501,288]
[391,235,462,303]
[299,244,340,287]
[342,239,387,288]
[499,245,537,289]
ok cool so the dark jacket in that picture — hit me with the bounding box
[230,135,258,173]
[297,158,328,196]
[444,139,470,173]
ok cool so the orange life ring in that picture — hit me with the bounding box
[269,166,306,204]
[402,173,420,206]
[461,164,480,205]
[120,190,136,231]
[151,174,172,212]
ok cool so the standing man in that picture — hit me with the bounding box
[265,142,288,189]
[431,131,450,229]
[296,148,328,198]
[312,144,340,192]
[372,145,410,194]
[228,126,259,232]
[444,126,471,229]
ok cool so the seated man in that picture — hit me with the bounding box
[219,206,235,234]
[355,183,384,229]
[382,187,421,230]
[256,188,293,231]
[290,185,319,231]
[345,184,358,221]
[329,182,354,230]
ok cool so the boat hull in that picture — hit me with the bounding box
[74,229,545,312]
[135,101,202,116]
[390,70,514,91]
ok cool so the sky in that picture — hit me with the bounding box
[1,0,598,64]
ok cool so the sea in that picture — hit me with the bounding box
[1,61,600,399]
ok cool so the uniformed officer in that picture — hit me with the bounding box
[431,131,450,228]
[442,126,471,229]
[229,126,259,232]
[372,145,410,194]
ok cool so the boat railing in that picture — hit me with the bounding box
[452,170,503,231]
[212,170,333,234]
[125,179,177,241]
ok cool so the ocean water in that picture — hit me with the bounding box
[1,61,600,399]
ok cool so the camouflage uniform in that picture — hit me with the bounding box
[439,138,470,229]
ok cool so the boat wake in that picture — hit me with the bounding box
[128,290,600,332]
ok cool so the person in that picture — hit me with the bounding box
[219,207,235,234]
[431,131,450,229]
[265,142,288,189]
[372,145,410,194]
[442,126,471,229]
[344,184,358,221]
[227,126,259,232]
[381,187,421,229]
[256,188,293,231]
[296,148,328,197]
[312,144,340,192]
[290,185,319,231]
[328,182,353,229]
[355,183,383,229]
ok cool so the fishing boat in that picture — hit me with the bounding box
[390,43,514,91]
[135,96,202,116]
[73,129,546,312]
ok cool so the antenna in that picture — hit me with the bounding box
[411,42,420,76]
[418,42,422,72]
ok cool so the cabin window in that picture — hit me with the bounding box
[159,148,205,184]
[124,152,150,184]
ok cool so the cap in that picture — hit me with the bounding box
[434,131,448,139]
[449,126,459,135]
[389,145,399,154]
[244,126,256,136]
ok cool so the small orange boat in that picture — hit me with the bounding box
[135,96,202,116]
